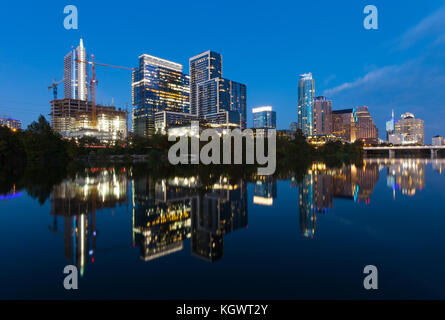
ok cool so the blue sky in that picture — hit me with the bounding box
[0,0,444,141]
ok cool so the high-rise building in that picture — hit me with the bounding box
[313,96,332,135]
[252,106,276,129]
[389,112,424,145]
[386,109,395,140]
[331,107,378,144]
[64,38,88,101]
[332,109,357,142]
[132,54,190,136]
[297,73,315,136]
[355,106,378,144]
[189,51,222,116]
[189,51,246,129]
[0,117,21,131]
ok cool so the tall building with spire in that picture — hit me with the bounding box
[386,109,395,140]
[64,38,88,101]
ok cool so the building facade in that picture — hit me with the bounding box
[189,51,246,129]
[355,106,378,144]
[0,117,21,131]
[252,106,276,129]
[50,98,127,142]
[432,135,444,146]
[64,38,88,101]
[297,73,315,136]
[189,51,222,116]
[132,54,190,137]
[332,109,357,142]
[313,96,332,136]
[393,112,424,145]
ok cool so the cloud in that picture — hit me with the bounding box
[396,5,445,50]
[322,5,445,141]
[323,65,401,96]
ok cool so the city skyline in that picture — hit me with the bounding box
[1,1,445,142]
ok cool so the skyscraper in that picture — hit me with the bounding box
[355,106,378,144]
[386,109,395,140]
[332,109,357,142]
[297,73,315,136]
[313,96,332,135]
[189,51,222,116]
[189,51,246,129]
[63,38,88,101]
[132,54,190,136]
[252,106,276,129]
[389,112,424,145]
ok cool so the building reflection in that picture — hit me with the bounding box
[363,158,443,198]
[50,167,128,276]
[299,162,380,238]
[253,175,277,206]
[132,175,248,263]
[385,159,425,198]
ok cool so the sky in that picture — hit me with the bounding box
[0,0,444,141]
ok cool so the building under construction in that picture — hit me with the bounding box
[50,98,127,143]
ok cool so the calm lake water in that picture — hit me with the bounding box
[1,158,445,299]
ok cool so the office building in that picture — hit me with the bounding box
[252,106,276,129]
[189,51,222,116]
[297,73,315,136]
[0,117,21,131]
[355,106,378,144]
[189,51,246,129]
[64,38,88,101]
[313,96,332,135]
[332,109,357,142]
[50,98,127,142]
[386,110,395,140]
[389,112,424,145]
[132,54,190,136]
[432,135,444,146]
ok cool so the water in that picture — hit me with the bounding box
[1,158,445,299]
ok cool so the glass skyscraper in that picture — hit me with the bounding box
[189,51,246,129]
[64,38,88,101]
[297,73,315,136]
[252,106,276,129]
[189,51,222,116]
[132,54,190,137]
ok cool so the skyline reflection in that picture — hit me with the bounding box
[20,158,443,274]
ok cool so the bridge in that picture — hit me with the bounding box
[363,145,445,158]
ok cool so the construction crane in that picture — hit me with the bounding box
[47,79,64,100]
[76,55,134,128]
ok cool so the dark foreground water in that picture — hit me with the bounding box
[1,158,445,299]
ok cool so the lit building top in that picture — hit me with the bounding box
[252,106,273,113]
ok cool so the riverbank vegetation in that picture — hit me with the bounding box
[1,115,364,171]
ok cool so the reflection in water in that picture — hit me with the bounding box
[132,176,247,262]
[43,158,445,274]
[253,176,277,206]
[50,167,128,276]
[385,159,425,197]
[299,162,380,238]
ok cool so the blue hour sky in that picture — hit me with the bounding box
[1,0,444,141]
